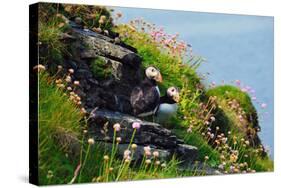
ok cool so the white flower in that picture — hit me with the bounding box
[68,69,74,74]
[123,149,131,159]
[88,138,95,145]
[113,123,121,132]
[74,81,80,86]
[153,151,159,158]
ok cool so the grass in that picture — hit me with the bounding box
[38,71,83,185]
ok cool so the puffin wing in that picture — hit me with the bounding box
[130,86,160,116]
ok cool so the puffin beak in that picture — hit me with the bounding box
[173,93,180,103]
[155,73,163,83]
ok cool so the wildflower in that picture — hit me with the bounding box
[155,160,161,166]
[230,154,238,163]
[132,122,141,129]
[123,149,131,159]
[68,68,74,74]
[109,167,114,172]
[65,76,72,83]
[55,79,62,84]
[88,138,95,145]
[113,123,121,132]
[83,129,88,134]
[187,127,192,133]
[57,84,65,89]
[228,131,231,135]
[201,132,206,136]
[245,140,250,145]
[81,108,87,114]
[210,116,216,122]
[57,65,63,70]
[145,159,152,165]
[216,126,220,130]
[103,155,109,161]
[204,156,209,161]
[33,64,46,72]
[131,143,137,150]
[161,163,166,168]
[153,151,159,158]
[125,158,131,163]
[210,133,215,139]
[67,86,72,91]
[74,80,80,86]
[261,103,267,109]
[116,137,122,143]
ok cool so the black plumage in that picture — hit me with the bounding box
[130,66,162,117]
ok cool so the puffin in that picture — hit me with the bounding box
[155,86,180,124]
[130,66,162,117]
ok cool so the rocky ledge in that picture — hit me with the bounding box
[87,109,198,163]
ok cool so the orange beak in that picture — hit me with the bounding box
[155,73,163,83]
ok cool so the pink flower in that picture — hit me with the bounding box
[132,122,141,129]
[113,123,121,132]
[261,103,267,109]
[235,80,241,86]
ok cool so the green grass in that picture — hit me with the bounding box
[38,72,83,185]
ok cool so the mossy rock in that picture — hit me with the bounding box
[206,85,261,147]
[89,57,112,80]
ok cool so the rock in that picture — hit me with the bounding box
[87,109,198,163]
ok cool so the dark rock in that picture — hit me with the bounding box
[87,109,198,163]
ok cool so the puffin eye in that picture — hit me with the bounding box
[171,89,175,92]
[151,69,155,72]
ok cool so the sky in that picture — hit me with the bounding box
[110,6,274,157]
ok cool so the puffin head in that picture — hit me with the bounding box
[145,66,162,83]
[167,86,180,103]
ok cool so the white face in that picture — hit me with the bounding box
[145,66,162,82]
[167,87,180,102]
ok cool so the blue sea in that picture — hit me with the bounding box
[112,6,274,158]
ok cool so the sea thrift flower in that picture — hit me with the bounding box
[113,123,121,132]
[261,103,267,109]
[103,155,109,161]
[116,137,122,143]
[57,65,63,70]
[131,143,137,150]
[155,160,161,166]
[132,122,141,129]
[161,163,166,168]
[65,76,71,83]
[68,68,74,74]
[88,138,95,145]
[67,86,72,91]
[210,116,216,122]
[145,159,151,165]
[153,151,159,158]
[123,149,131,159]
[33,64,46,72]
[204,156,209,160]
[74,81,80,86]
